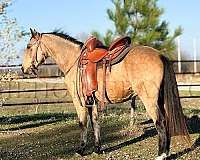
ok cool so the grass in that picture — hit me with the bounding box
[180,90,200,97]
[0,81,200,159]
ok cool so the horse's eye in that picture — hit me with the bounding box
[27,44,31,49]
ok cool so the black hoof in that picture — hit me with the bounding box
[94,146,102,154]
[76,148,85,156]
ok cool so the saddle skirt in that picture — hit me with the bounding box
[78,36,131,107]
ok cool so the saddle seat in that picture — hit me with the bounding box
[79,36,131,104]
[83,36,131,63]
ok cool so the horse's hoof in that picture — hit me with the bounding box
[155,153,167,160]
[94,146,102,154]
[76,148,85,156]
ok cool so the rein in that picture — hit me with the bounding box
[64,54,81,75]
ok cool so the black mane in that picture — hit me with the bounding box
[44,30,84,48]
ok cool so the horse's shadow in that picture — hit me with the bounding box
[0,112,76,131]
[1,111,200,159]
[100,115,200,159]
[102,127,157,153]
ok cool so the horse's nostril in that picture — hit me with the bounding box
[21,66,24,73]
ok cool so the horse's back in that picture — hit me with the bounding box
[124,46,164,82]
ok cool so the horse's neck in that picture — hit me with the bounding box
[42,35,81,74]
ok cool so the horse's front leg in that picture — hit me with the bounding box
[76,105,88,155]
[72,97,88,155]
[65,78,89,155]
[88,103,101,153]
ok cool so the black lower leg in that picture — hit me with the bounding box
[93,123,102,154]
[88,106,101,154]
[76,121,87,156]
[131,96,136,111]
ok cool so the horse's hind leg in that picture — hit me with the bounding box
[130,96,136,126]
[155,117,170,160]
[136,83,170,160]
[155,91,170,159]
[144,100,170,160]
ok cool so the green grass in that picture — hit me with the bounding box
[0,103,200,160]
[0,81,200,159]
[180,90,200,97]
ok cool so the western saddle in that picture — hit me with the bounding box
[79,36,131,108]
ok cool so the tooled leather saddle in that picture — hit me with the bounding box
[78,36,131,108]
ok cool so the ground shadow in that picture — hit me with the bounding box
[0,112,77,131]
[102,128,157,153]
[0,112,77,124]
[1,110,199,159]
[0,119,64,131]
[100,115,200,159]
[167,115,200,159]
[187,115,200,134]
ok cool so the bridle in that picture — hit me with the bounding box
[30,35,47,68]
[29,34,81,76]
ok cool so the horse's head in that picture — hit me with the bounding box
[21,28,48,75]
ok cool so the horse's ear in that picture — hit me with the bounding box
[30,28,36,37]
[30,28,40,39]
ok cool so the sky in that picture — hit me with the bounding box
[6,0,200,59]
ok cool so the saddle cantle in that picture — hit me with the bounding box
[79,36,131,107]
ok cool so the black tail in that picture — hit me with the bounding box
[160,55,191,146]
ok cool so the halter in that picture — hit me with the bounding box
[30,35,48,67]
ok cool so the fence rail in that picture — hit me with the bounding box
[2,100,73,106]
[1,84,200,107]
[1,60,200,107]
[1,60,200,67]
[1,96,200,107]
[1,60,200,75]
[0,88,67,94]
[1,84,200,94]
[0,63,57,68]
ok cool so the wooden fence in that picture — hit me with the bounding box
[1,61,200,107]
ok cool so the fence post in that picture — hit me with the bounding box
[193,38,197,73]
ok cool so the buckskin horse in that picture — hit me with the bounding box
[21,29,191,160]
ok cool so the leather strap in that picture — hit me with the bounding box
[100,58,107,110]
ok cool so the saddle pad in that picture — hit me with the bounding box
[110,46,133,65]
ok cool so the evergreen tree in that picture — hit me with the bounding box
[92,0,181,58]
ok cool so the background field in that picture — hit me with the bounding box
[0,80,200,160]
